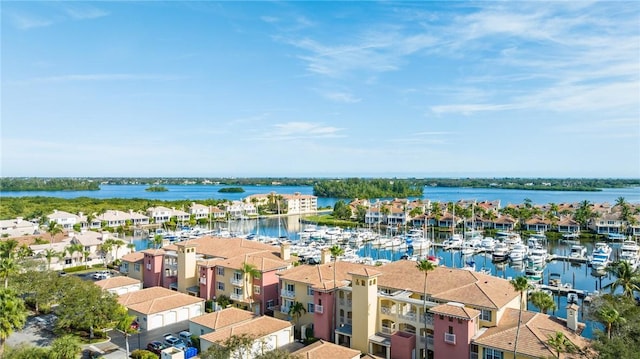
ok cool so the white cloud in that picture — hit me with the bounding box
[64,6,109,20]
[322,91,361,103]
[256,122,345,141]
[9,13,54,29]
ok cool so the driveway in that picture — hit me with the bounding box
[108,321,191,352]
[6,314,57,348]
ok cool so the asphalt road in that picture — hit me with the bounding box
[108,321,191,352]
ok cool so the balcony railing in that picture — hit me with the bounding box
[399,312,417,321]
[339,298,353,306]
[281,306,290,314]
[444,333,456,344]
[199,277,207,285]
[381,306,396,315]
[315,305,324,314]
[230,293,243,301]
[230,278,243,286]
[281,289,295,298]
[381,326,396,335]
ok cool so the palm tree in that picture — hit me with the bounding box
[241,262,261,313]
[330,245,344,341]
[49,334,81,359]
[510,276,530,358]
[546,331,576,358]
[66,243,83,268]
[598,306,626,339]
[82,251,91,268]
[43,248,58,271]
[0,288,27,357]
[47,221,63,248]
[604,261,640,297]
[115,307,137,358]
[529,291,556,314]
[0,258,18,289]
[416,258,436,359]
[152,234,164,249]
[112,239,125,261]
[288,301,307,338]
[0,239,18,259]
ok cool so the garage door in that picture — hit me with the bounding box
[177,308,189,322]
[189,305,202,318]
[164,311,177,325]
[149,315,163,330]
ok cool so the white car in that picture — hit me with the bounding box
[92,270,111,280]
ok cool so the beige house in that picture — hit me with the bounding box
[120,252,145,282]
[0,217,38,238]
[291,339,361,359]
[118,286,205,331]
[189,307,256,337]
[95,276,142,295]
[199,315,294,356]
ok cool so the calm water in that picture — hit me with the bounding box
[2,184,639,207]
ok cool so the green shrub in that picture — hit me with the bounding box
[131,349,158,359]
[64,265,87,273]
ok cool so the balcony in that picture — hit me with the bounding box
[339,298,353,306]
[199,277,207,285]
[444,333,456,344]
[381,306,396,315]
[230,293,243,301]
[315,305,324,314]
[380,326,396,335]
[281,306,290,314]
[230,278,243,286]
[399,312,417,321]
[281,289,295,298]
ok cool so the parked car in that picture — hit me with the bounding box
[147,341,166,354]
[163,334,186,350]
[92,270,111,280]
[178,331,193,346]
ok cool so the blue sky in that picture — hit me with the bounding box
[2,1,639,178]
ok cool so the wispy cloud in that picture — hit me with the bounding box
[322,91,361,103]
[9,12,54,29]
[64,6,110,20]
[255,122,345,141]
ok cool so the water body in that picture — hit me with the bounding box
[2,184,639,206]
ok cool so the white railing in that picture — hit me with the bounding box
[230,278,243,286]
[315,305,324,314]
[381,326,396,334]
[230,293,243,301]
[399,312,417,321]
[199,277,207,285]
[280,306,290,314]
[281,289,295,298]
[444,333,456,344]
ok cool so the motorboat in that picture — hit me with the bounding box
[509,243,528,262]
[443,234,463,250]
[492,242,510,261]
[528,245,549,264]
[569,245,587,260]
[567,291,579,304]
[620,240,640,269]
[480,237,496,251]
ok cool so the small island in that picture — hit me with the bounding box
[218,187,245,193]
[145,185,169,192]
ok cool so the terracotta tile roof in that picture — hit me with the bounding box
[218,253,290,272]
[200,316,292,344]
[291,339,361,358]
[141,248,165,255]
[376,261,519,309]
[118,286,204,315]
[167,237,283,260]
[189,307,256,330]
[278,261,376,291]
[95,276,141,290]
[430,302,480,320]
[121,252,144,262]
[473,308,590,358]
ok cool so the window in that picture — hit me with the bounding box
[217,282,225,291]
[134,263,140,272]
[286,283,295,292]
[481,309,492,321]
[217,267,224,276]
[253,285,261,294]
[122,263,129,272]
[233,287,242,297]
[307,286,314,296]
[266,300,274,309]
[307,303,314,313]
[483,348,503,359]
[448,326,453,334]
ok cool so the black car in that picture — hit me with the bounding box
[146,341,166,354]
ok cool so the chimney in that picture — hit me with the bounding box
[566,303,579,331]
[320,248,332,265]
[280,242,291,261]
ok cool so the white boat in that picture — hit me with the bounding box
[461,242,476,256]
[480,237,496,251]
[528,245,549,264]
[509,243,528,262]
[504,233,523,246]
[620,240,640,269]
[443,234,463,250]
[492,242,510,261]
[607,233,627,241]
[592,242,612,257]
[562,232,581,243]
[569,245,587,260]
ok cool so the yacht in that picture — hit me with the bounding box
[443,234,463,250]
[509,243,528,262]
[569,245,587,261]
[528,245,549,264]
[492,242,510,261]
[480,237,496,251]
[620,240,640,269]
[503,233,523,247]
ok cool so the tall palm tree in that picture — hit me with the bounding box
[598,306,626,339]
[112,239,125,261]
[115,307,137,358]
[0,239,18,259]
[0,258,18,289]
[416,258,436,359]
[49,334,81,359]
[43,248,58,271]
[604,261,640,297]
[66,243,83,268]
[288,301,307,338]
[529,291,556,314]
[546,331,576,358]
[152,234,164,249]
[47,221,63,248]
[330,245,344,341]
[241,262,261,313]
[510,276,530,358]
[0,288,27,357]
